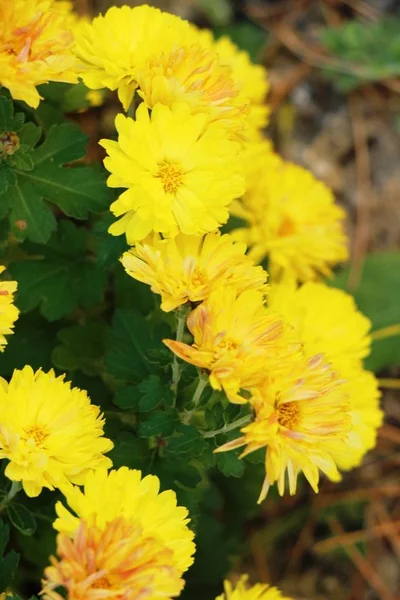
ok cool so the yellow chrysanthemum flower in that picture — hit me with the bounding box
[201,32,270,132]
[100,104,244,243]
[121,231,268,312]
[217,576,291,600]
[268,279,371,376]
[231,160,348,281]
[42,517,185,600]
[216,354,351,502]
[0,366,113,497]
[135,43,249,138]
[75,4,195,110]
[330,369,383,471]
[268,278,382,468]
[0,0,78,108]
[51,467,195,599]
[164,287,299,403]
[0,266,19,352]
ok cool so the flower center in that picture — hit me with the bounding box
[92,576,111,589]
[213,338,240,361]
[191,267,207,287]
[156,159,184,194]
[24,425,49,447]
[277,402,300,430]
[278,216,296,237]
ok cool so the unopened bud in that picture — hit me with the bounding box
[0,131,20,156]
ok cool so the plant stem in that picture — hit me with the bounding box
[0,481,22,513]
[202,414,252,438]
[127,96,136,118]
[171,305,190,403]
[183,372,209,424]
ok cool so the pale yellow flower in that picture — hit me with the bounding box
[232,159,348,281]
[53,467,195,594]
[216,354,351,502]
[43,517,185,600]
[164,286,299,403]
[121,231,268,312]
[74,4,195,110]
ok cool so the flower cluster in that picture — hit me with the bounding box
[0,2,385,599]
[0,366,195,598]
[77,3,380,502]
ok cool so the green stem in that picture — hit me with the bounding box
[127,94,138,119]
[183,372,209,425]
[0,481,22,513]
[171,305,190,403]
[202,414,252,438]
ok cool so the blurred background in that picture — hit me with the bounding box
[71,1,400,599]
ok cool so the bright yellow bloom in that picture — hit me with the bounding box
[75,4,195,110]
[268,279,371,377]
[0,0,78,108]
[42,517,185,600]
[217,576,291,600]
[53,467,195,597]
[0,367,113,497]
[100,104,244,243]
[164,287,299,403]
[0,266,19,352]
[202,32,270,132]
[121,231,268,312]
[268,279,382,468]
[232,160,348,281]
[216,354,351,502]
[135,43,249,138]
[330,369,382,471]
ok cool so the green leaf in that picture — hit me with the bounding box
[165,424,207,457]
[331,252,400,371]
[93,214,128,268]
[216,450,245,478]
[0,550,19,594]
[138,410,179,438]
[7,181,56,243]
[0,95,25,132]
[38,81,99,113]
[138,375,173,412]
[0,522,10,558]
[113,385,142,410]
[18,122,41,148]
[320,18,400,91]
[0,312,57,378]
[52,321,106,376]
[18,123,112,218]
[0,121,113,243]
[113,264,155,313]
[6,504,36,536]
[11,151,34,171]
[201,0,232,27]
[106,309,162,381]
[108,432,149,470]
[154,456,202,490]
[0,167,10,196]
[8,221,106,321]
